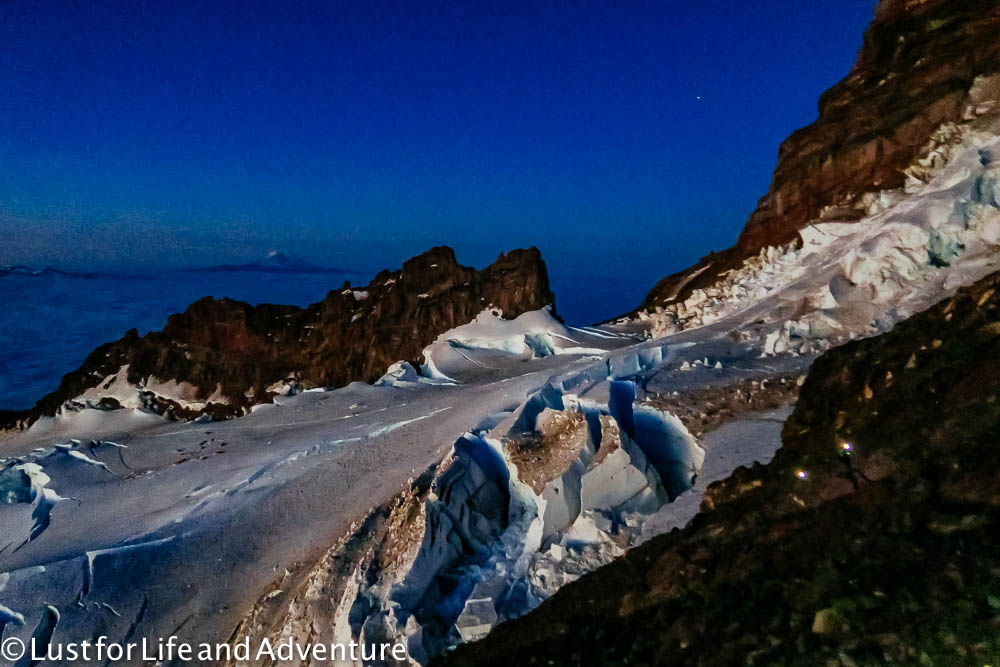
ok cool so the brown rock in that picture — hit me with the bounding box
[1,246,555,429]
[812,608,849,635]
[640,0,1000,312]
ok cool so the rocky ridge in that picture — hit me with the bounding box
[640,0,1000,311]
[0,246,554,430]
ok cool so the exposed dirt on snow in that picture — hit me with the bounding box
[504,411,589,494]
[645,373,802,437]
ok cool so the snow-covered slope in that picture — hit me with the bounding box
[6,119,1000,663]
[6,71,1000,667]
[0,296,805,667]
[629,119,1000,355]
[3,246,555,430]
[414,307,610,383]
[232,349,705,664]
[8,143,1000,660]
[641,1,1000,311]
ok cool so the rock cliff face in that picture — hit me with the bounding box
[641,0,1000,310]
[0,246,554,429]
[438,266,1000,666]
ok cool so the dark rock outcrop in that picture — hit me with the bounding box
[641,0,1000,311]
[437,269,1000,666]
[1,246,554,429]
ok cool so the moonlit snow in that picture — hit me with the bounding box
[3,118,1000,666]
[631,121,1000,352]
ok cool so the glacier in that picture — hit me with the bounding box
[3,118,1000,666]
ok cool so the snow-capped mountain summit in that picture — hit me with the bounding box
[196,250,347,274]
[250,250,310,269]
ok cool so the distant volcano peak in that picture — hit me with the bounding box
[254,251,310,268]
[197,252,345,274]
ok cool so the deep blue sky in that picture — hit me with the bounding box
[1,0,876,322]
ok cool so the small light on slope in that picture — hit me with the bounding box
[796,470,808,480]
[840,442,853,452]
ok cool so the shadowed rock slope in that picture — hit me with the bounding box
[438,270,1000,665]
[642,0,1000,310]
[1,246,554,428]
